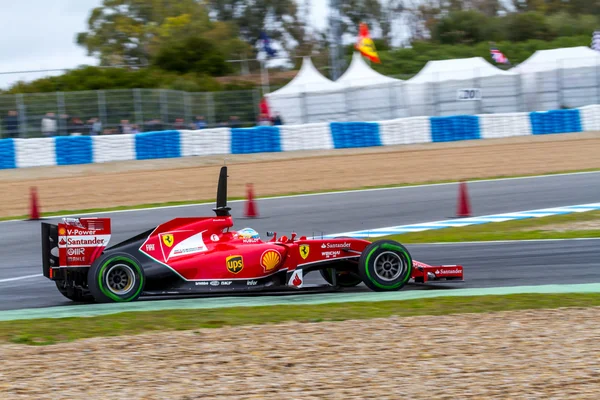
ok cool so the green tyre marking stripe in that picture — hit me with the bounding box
[98,256,144,302]
[364,244,411,290]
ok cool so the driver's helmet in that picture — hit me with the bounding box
[236,227,260,239]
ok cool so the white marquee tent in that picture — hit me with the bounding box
[511,46,600,111]
[265,57,346,125]
[335,52,407,120]
[405,57,520,116]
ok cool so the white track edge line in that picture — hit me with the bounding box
[0,274,43,283]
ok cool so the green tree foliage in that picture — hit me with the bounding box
[204,0,304,52]
[4,66,222,94]
[367,35,592,78]
[77,0,252,67]
[153,36,233,76]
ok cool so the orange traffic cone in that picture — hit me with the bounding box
[456,181,471,218]
[29,187,41,220]
[244,183,258,218]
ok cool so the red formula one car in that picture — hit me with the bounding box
[41,166,464,303]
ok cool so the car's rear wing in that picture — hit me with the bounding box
[41,217,111,280]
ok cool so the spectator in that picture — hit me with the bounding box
[131,124,140,134]
[41,112,57,137]
[271,112,283,126]
[91,118,102,135]
[257,113,272,126]
[229,115,241,128]
[3,110,19,138]
[194,115,206,129]
[68,117,85,135]
[118,119,132,134]
[174,118,186,130]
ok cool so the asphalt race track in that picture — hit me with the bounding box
[0,171,599,311]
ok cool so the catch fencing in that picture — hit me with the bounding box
[2,63,600,138]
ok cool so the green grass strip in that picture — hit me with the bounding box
[382,210,600,243]
[4,292,600,346]
[3,168,599,222]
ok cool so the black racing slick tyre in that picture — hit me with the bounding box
[88,254,145,303]
[319,268,362,287]
[358,240,412,292]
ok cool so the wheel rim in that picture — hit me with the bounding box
[373,251,405,282]
[105,264,136,295]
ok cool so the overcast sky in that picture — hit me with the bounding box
[0,0,329,90]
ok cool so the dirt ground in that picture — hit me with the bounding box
[1,132,598,218]
[2,307,600,399]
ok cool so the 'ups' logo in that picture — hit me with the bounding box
[261,250,281,272]
[226,255,244,274]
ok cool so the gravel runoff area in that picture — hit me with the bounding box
[0,132,598,218]
[2,307,600,399]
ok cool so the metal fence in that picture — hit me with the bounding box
[0,88,261,138]
[3,63,600,138]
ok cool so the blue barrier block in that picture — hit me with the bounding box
[330,122,382,149]
[529,109,582,135]
[55,136,93,166]
[0,139,16,169]
[430,115,481,143]
[230,126,281,154]
[135,130,181,160]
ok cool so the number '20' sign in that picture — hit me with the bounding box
[457,89,482,101]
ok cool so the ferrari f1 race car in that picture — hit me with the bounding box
[41,166,464,303]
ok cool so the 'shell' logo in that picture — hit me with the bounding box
[261,250,281,272]
[299,244,310,260]
[226,255,244,274]
[58,227,66,236]
[161,234,174,248]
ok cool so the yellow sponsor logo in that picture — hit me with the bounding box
[162,234,174,248]
[299,244,310,260]
[58,227,66,236]
[261,250,281,272]
[226,255,244,274]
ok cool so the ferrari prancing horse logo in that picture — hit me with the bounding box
[162,234,174,248]
[299,244,310,260]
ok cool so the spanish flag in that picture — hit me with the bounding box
[355,23,380,63]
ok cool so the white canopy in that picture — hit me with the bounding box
[511,46,600,73]
[266,56,342,96]
[336,52,403,87]
[265,57,346,125]
[408,57,516,83]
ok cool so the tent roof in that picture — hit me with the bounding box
[511,46,600,73]
[407,57,516,83]
[266,57,342,96]
[337,52,402,86]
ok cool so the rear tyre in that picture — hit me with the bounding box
[358,240,412,292]
[55,281,94,303]
[88,254,145,303]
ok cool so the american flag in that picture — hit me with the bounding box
[490,47,509,65]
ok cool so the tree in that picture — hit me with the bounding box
[204,0,305,53]
[433,10,490,45]
[76,0,204,66]
[153,36,232,76]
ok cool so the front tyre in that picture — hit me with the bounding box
[88,255,145,303]
[358,240,412,291]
